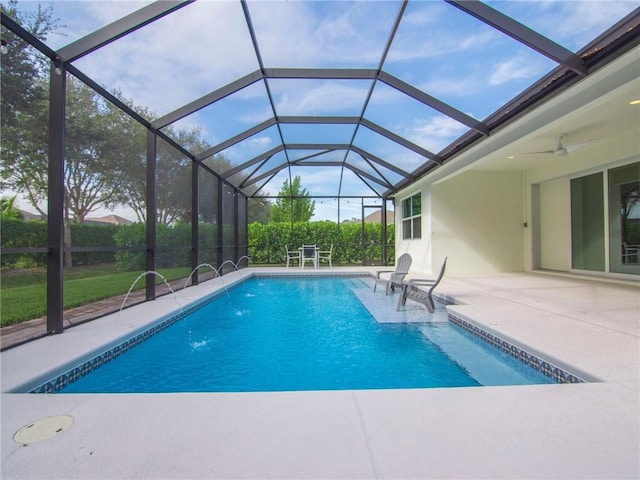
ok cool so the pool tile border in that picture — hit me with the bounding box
[29,274,586,392]
[29,296,216,393]
[448,313,588,384]
[255,271,371,278]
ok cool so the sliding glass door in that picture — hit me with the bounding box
[609,162,640,275]
[570,172,605,272]
[568,161,639,276]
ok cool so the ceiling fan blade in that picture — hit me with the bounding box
[523,137,597,156]
[565,138,597,153]
[523,149,555,155]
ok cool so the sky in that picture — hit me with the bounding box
[6,0,638,221]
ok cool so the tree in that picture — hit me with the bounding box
[64,78,134,223]
[248,196,272,224]
[270,176,315,222]
[1,196,23,219]
[0,1,58,128]
[197,154,234,224]
[1,1,59,217]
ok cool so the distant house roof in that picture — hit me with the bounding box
[84,214,134,226]
[342,210,395,225]
[17,209,45,221]
[364,210,395,225]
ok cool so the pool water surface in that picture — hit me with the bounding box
[57,276,554,393]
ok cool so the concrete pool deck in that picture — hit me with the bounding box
[1,268,638,479]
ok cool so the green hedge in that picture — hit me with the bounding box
[247,221,394,265]
[114,222,202,271]
[70,223,120,266]
[0,218,47,268]
[0,219,120,268]
[114,222,223,271]
[1,218,394,270]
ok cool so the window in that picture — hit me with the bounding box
[401,193,421,239]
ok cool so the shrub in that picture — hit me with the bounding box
[247,221,394,265]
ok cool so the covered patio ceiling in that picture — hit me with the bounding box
[4,0,639,201]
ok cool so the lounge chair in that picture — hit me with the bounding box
[373,253,412,295]
[317,244,333,267]
[285,244,300,268]
[397,257,447,313]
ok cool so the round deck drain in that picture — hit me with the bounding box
[14,415,74,445]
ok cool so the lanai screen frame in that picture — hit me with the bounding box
[1,1,638,335]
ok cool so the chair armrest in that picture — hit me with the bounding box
[375,269,393,279]
[407,278,437,286]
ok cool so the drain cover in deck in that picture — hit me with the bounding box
[14,415,74,445]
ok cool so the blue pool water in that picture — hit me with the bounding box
[58,276,554,393]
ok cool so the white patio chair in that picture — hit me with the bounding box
[622,242,639,264]
[317,244,333,267]
[285,244,300,268]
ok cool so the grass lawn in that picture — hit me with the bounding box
[1,265,190,327]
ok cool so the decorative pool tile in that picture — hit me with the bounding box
[448,313,587,384]
[256,271,371,278]
[29,288,227,394]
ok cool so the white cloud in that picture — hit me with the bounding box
[419,77,478,98]
[401,2,444,27]
[69,1,259,115]
[496,0,639,51]
[247,136,272,149]
[405,116,468,153]
[273,81,369,116]
[247,0,398,67]
[489,56,545,86]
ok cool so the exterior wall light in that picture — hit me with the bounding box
[1,39,8,55]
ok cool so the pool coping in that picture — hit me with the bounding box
[2,268,638,479]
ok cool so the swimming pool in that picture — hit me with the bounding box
[46,275,561,393]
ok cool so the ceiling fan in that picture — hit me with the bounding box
[526,135,597,157]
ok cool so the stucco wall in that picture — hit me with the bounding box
[394,171,525,275]
[430,171,525,274]
[538,178,570,271]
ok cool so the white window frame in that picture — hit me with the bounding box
[401,193,421,240]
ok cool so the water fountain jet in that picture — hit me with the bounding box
[119,271,181,315]
[183,263,220,290]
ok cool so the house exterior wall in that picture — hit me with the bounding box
[527,127,639,275]
[391,45,638,278]
[538,178,570,271]
[396,171,524,275]
[395,187,433,273]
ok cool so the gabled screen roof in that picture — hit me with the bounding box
[7,0,639,200]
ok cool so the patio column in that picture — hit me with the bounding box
[46,60,66,334]
[191,161,199,285]
[233,188,239,262]
[216,177,223,267]
[145,130,157,300]
[382,202,388,266]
